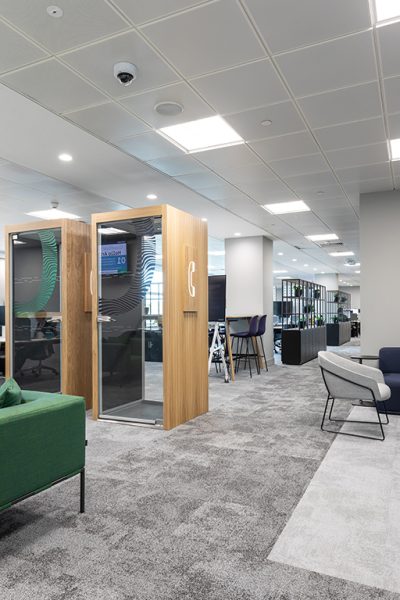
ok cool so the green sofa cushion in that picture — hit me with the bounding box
[0,378,22,408]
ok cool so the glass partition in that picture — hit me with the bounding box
[97,216,163,424]
[11,228,62,392]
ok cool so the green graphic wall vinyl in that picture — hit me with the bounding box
[15,230,59,317]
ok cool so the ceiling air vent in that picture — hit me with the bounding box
[316,241,344,248]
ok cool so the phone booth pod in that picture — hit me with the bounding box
[5,219,92,407]
[91,204,208,430]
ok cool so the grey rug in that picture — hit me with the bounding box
[1,341,398,600]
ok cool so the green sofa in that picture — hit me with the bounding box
[0,390,86,514]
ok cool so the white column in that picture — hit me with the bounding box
[314,273,339,290]
[225,236,274,364]
[360,190,400,353]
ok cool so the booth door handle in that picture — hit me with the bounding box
[97,315,116,323]
[188,260,196,298]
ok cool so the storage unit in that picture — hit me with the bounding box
[326,290,352,346]
[91,204,208,430]
[281,278,327,365]
[5,220,92,406]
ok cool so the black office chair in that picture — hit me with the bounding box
[231,316,260,377]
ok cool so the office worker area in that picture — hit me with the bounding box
[2,1,400,597]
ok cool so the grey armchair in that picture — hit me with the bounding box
[318,351,390,441]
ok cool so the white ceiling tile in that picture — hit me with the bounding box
[283,170,340,191]
[64,102,149,141]
[336,162,392,182]
[219,163,277,186]
[120,81,213,128]
[111,0,208,25]
[225,101,305,142]
[314,117,386,151]
[327,142,389,169]
[201,185,248,201]
[278,211,329,235]
[345,178,394,194]
[191,59,289,114]
[300,187,347,203]
[146,155,207,176]
[0,20,48,74]
[62,31,179,98]
[239,179,298,203]
[114,131,184,161]
[244,0,371,54]
[389,113,400,138]
[0,0,129,53]
[384,76,400,114]
[250,131,319,162]
[298,82,382,128]
[1,59,106,113]
[193,144,259,171]
[174,171,225,189]
[30,178,79,194]
[378,21,400,78]
[276,31,376,98]
[269,154,329,178]
[141,0,264,77]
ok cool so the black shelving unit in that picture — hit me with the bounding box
[326,290,351,346]
[281,278,327,365]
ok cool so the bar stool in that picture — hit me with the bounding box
[231,316,260,377]
[256,314,268,371]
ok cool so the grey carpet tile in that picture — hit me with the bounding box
[1,340,398,600]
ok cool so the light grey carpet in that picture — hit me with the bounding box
[269,405,400,594]
[1,341,399,600]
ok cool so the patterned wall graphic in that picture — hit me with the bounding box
[99,217,157,317]
[15,230,59,317]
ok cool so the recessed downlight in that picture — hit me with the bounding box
[234,232,241,237]
[261,119,272,127]
[58,153,73,162]
[154,101,184,116]
[146,193,158,200]
[201,217,208,222]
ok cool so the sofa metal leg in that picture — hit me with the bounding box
[80,468,85,514]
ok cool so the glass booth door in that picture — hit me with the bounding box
[11,228,62,392]
[97,216,163,424]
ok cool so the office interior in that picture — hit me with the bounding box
[0,1,399,598]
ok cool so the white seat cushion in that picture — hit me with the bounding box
[378,382,391,401]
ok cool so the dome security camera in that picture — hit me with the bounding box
[113,62,137,86]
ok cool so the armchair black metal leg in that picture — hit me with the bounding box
[80,468,85,514]
[321,394,332,431]
[373,400,386,441]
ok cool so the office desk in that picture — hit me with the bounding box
[225,316,265,381]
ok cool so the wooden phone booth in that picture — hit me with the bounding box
[91,204,208,430]
[5,219,92,407]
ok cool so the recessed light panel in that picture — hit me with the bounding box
[375,0,400,23]
[27,208,80,220]
[58,153,73,162]
[390,138,400,160]
[329,251,354,257]
[157,115,244,153]
[263,200,310,215]
[146,193,158,200]
[306,233,339,242]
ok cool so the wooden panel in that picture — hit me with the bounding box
[62,220,92,408]
[163,204,208,430]
[83,252,92,313]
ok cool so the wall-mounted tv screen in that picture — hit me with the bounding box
[101,242,128,275]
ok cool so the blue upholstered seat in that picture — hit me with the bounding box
[379,348,400,414]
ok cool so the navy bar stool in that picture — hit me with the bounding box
[231,316,260,377]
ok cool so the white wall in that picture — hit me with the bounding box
[339,286,360,311]
[360,190,400,352]
[314,273,339,290]
[226,236,274,363]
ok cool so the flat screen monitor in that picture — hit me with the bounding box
[101,242,128,275]
[208,275,226,322]
[273,301,292,318]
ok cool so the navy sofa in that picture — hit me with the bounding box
[379,347,400,414]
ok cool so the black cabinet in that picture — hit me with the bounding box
[282,327,327,365]
[326,322,351,346]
